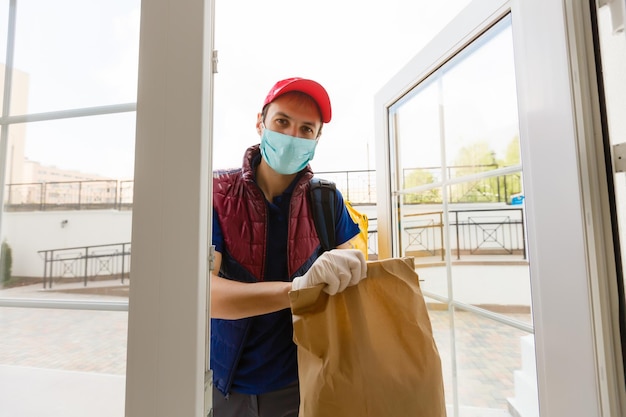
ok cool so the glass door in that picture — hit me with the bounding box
[380,11,537,417]
[377,0,626,415]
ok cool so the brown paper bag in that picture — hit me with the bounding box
[289,257,446,417]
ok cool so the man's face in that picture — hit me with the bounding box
[257,92,323,140]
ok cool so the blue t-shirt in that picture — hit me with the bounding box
[212,169,359,395]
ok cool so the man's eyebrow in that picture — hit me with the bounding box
[273,111,291,120]
[273,111,318,128]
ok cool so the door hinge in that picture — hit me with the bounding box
[208,245,216,272]
[612,143,626,173]
[204,370,213,416]
[212,50,219,74]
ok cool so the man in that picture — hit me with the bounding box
[211,77,367,417]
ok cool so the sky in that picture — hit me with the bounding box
[5,0,473,180]
[212,0,473,173]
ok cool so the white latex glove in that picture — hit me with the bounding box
[292,249,367,295]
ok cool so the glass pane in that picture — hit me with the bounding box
[427,304,453,409]
[1,116,134,298]
[1,307,127,373]
[399,196,445,260]
[447,185,527,261]
[398,194,450,301]
[448,171,523,205]
[22,114,135,181]
[454,308,535,415]
[11,0,140,114]
[1,1,138,415]
[389,14,537,416]
[0,307,127,415]
[393,80,442,191]
[449,239,531,318]
[442,20,520,181]
[418,264,449,303]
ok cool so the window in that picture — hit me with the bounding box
[0,1,139,415]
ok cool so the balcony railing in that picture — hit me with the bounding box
[3,180,135,211]
[3,168,522,209]
[7,169,527,284]
[38,242,131,288]
[401,208,526,262]
[3,172,377,210]
[36,206,525,286]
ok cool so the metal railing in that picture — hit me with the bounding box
[34,207,523,287]
[313,170,377,204]
[4,180,134,211]
[2,172,376,210]
[3,167,523,209]
[38,242,131,288]
[402,207,526,261]
[10,169,527,283]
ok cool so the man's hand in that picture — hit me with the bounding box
[292,249,367,295]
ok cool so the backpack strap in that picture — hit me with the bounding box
[309,178,337,252]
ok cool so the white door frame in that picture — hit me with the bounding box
[375,0,625,415]
[124,0,215,416]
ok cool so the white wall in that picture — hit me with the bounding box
[2,210,132,277]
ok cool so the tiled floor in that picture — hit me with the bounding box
[430,309,532,415]
[0,282,129,417]
[0,280,129,373]
[0,280,534,416]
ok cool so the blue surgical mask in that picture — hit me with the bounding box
[260,126,318,175]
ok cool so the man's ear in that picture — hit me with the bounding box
[256,113,263,135]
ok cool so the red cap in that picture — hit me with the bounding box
[263,77,332,123]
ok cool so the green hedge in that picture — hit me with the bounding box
[1,240,12,283]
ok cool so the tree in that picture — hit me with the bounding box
[403,168,441,204]
[448,137,523,203]
[451,140,499,202]
[502,135,523,200]
[503,135,521,166]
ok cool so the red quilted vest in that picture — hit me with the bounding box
[212,145,319,281]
